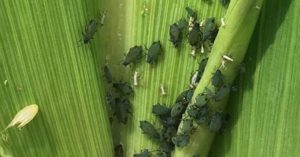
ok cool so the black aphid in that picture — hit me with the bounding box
[194,94,208,107]
[214,84,231,101]
[140,121,160,140]
[123,46,143,66]
[209,112,223,132]
[152,104,171,117]
[211,70,224,88]
[147,41,163,64]
[187,105,209,124]
[202,18,218,42]
[177,18,188,30]
[103,65,112,83]
[185,7,197,20]
[161,127,177,142]
[134,149,151,157]
[171,102,185,118]
[82,19,98,44]
[220,0,230,7]
[181,119,194,134]
[160,116,180,128]
[113,82,133,95]
[114,144,124,157]
[169,23,183,48]
[188,23,202,47]
[172,134,189,147]
[115,98,132,124]
[195,58,208,83]
[175,89,194,104]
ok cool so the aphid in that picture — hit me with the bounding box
[220,0,230,7]
[209,112,223,132]
[3,80,8,85]
[170,102,185,118]
[152,104,171,117]
[123,46,143,66]
[221,17,226,27]
[195,58,208,83]
[214,84,231,101]
[103,65,112,83]
[161,126,177,142]
[172,134,189,147]
[200,44,205,53]
[194,94,208,107]
[169,23,183,48]
[134,149,151,157]
[160,116,180,128]
[181,119,194,134]
[4,104,39,130]
[188,23,202,47]
[140,121,160,140]
[106,92,117,113]
[175,89,194,104]
[82,19,98,44]
[202,18,217,42]
[190,71,199,88]
[115,98,132,124]
[146,41,163,64]
[211,70,224,88]
[133,71,139,86]
[177,18,188,30]
[160,84,166,96]
[185,7,197,21]
[187,105,209,124]
[113,82,134,95]
[114,144,124,157]
[203,87,214,99]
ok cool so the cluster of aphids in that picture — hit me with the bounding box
[169,7,219,57]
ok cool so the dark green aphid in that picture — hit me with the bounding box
[140,121,160,140]
[177,18,188,30]
[211,70,224,88]
[123,46,143,66]
[195,58,208,83]
[113,82,133,95]
[209,112,222,132]
[171,102,185,118]
[202,18,217,42]
[134,149,151,157]
[160,116,180,128]
[185,7,197,20]
[159,141,174,154]
[169,23,183,48]
[82,19,98,44]
[203,87,214,99]
[194,94,208,107]
[220,0,230,7]
[146,41,163,64]
[114,144,124,157]
[152,104,171,117]
[175,89,194,104]
[214,84,231,101]
[161,127,177,142]
[181,119,194,134]
[115,98,132,124]
[187,105,209,124]
[103,65,112,83]
[188,23,202,47]
[172,134,189,147]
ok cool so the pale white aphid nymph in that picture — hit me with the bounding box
[5,104,39,130]
[221,55,234,68]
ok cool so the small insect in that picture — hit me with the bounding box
[160,116,180,128]
[171,102,185,118]
[115,98,132,124]
[220,17,226,27]
[140,121,160,140]
[113,82,134,95]
[195,58,208,83]
[160,84,166,96]
[106,92,117,113]
[159,141,174,155]
[82,19,98,44]
[188,23,202,47]
[123,46,143,66]
[194,94,208,107]
[175,89,194,104]
[209,112,223,132]
[3,80,8,85]
[134,149,151,157]
[152,104,171,117]
[103,65,112,83]
[177,18,188,30]
[133,71,139,86]
[169,23,183,48]
[190,71,199,88]
[211,70,224,88]
[181,119,194,134]
[172,134,189,147]
[214,84,231,101]
[4,104,39,131]
[161,126,177,142]
[114,144,124,157]
[202,18,218,42]
[221,55,234,68]
[146,41,163,64]
[187,105,209,124]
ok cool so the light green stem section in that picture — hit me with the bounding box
[174,0,265,156]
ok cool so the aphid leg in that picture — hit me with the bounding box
[160,84,166,96]
[221,17,226,27]
[133,71,139,86]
